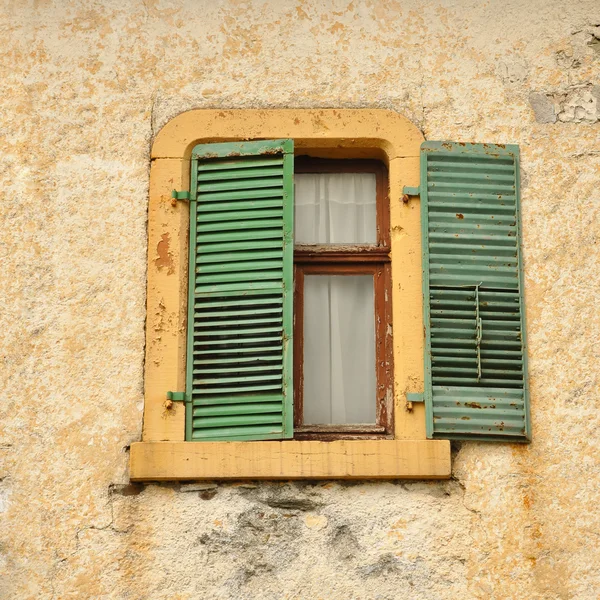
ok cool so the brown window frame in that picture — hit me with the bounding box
[293,157,393,440]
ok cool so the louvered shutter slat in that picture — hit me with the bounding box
[197,156,284,171]
[185,140,294,441]
[421,141,530,442]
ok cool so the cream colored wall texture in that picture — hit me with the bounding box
[1,0,599,598]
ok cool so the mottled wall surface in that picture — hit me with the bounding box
[1,0,599,598]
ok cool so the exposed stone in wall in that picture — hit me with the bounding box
[528,20,600,124]
[529,92,558,123]
[103,481,473,598]
[530,85,600,123]
[557,84,600,122]
[1,0,600,598]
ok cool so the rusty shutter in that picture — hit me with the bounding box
[185,140,294,441]
[420,142,530,442]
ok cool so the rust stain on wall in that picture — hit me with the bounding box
[154,233,174,275]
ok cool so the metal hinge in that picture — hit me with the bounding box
[164,391,188,411]
[406,392,424,403]
[406,392,424,411]
[401,186,420,203]
[171,190,191,206]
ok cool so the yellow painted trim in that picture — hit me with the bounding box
[138,108,449,478]
[151,108,423,161]
[130,440,451,481]
[143,158,188,441]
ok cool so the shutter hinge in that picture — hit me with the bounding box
[401,186,420,203]
[406,392,424,411]
[171,190,191,206]
[165,391,188,410]
[406,393,424,402]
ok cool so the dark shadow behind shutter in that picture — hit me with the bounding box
[421,142,531,442]
[185,140,294,441]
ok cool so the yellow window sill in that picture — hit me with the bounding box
[129,439,451,481]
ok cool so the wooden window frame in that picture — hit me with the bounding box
[293,158,393,440]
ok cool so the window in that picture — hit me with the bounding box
[131,109,531,481]
[181,139,530,444]
[184,143,392,442]
[293,158,393,439]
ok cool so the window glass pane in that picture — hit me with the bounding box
[303,275,376,425]
[294,173,377,244]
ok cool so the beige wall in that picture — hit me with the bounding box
[1,0,599,598]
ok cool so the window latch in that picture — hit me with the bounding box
[171,190,191,206]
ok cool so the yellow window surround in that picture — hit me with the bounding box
[129,108,451,480]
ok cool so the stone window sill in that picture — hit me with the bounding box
[129,439,451,481]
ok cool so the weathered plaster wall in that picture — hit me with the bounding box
[1,0,599,598]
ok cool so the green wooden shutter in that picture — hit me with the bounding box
[185,139,294,441]
[420,141,530,442]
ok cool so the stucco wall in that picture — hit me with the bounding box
[1,0,599,598]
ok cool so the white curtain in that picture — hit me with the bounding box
[303,275,376,424]
[294,173,376,244]
[294,173,377,425]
